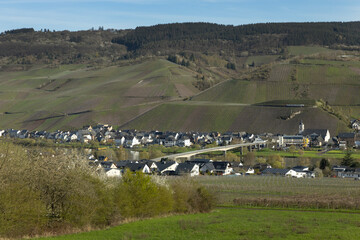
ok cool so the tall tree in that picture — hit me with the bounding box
[341,150,354,167]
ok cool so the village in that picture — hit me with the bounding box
[0,120,359,180]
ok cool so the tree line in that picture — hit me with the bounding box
[111,22,360,55]
[2,21,360,65]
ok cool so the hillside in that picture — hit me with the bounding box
[0,59,200,130]
[0,22,359,133]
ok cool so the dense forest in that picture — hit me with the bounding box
[1,22,360,65]
[112,22,360,55]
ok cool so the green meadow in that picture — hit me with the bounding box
[254,149,360,160]
[36,207,360,240]
[287,46,337,56]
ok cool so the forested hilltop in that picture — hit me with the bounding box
[1,22,360,66]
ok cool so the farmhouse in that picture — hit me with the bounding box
[156,161,179,175]
[104,168,122,177]
[125,163,151,174]
[173,162,200,177]
[338,132,356,147]
[212,161,233,175]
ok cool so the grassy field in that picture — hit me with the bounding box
[287,46,336,56]
[245,55,280,66]
[196,176,360,207]
[34,175,360,239]
[254,149,360,160]
[36,207,360,240]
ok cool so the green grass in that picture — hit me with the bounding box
[254,149,360,160]
[36,207,360,240]
[287,46,335,56]
[245,55,280,66]
[196,176,360,207]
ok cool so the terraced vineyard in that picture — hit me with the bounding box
[0,59,199,130]
[0,48,359,133]
[122,102,348,134]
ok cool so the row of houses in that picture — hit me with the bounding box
[277,121,360,148]
[92,159,234,178]
[1,121,359,149]
[0,125,258,148]
[332,165,360,179]
[93,156,324,179]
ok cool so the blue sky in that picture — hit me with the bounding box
[0,0,359,32]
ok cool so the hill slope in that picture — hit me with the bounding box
[0,59,200,130]
[0,22,359,133]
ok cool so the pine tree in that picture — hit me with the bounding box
[341,150,354,166]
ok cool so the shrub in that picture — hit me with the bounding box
[0,184,47,238]
[171,177,215,213]
[61,174,115,227]
[114,170,174,218]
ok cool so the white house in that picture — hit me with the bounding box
[126,163,151,174]
[177,136,192,147]
[212,162,233,175]
[70,134,78,141]
[175,163,200,177]
[115,136,125,146]
[156,161,179,174]
[125,136,141,148]
[105,168,122,177]
[285,169,306,178]
[351,120,360,131]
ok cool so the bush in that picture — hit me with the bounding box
[0,142,215,237]
[62,174,115,227]
[171,177,215,213]
[0,184,47,238]
[114,170,174,218]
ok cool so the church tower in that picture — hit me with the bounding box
[299,120,305,134]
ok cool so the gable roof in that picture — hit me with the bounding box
[175,163,197,174]
[187,158,212,164]
[301,129,328,138]
[156,161,177,172]
[212,161,229,170]
[262,168,289,175]
[200,162,215,172]
[125,163,148,172]
[100,161,114,168]
[338,132,355,139]
[114,160,133,168]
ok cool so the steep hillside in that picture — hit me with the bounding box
[0,22,359,133]
[121,51,359,134]
[194,57,360,106]
[0,59,200,130]
[121,102,348,135]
